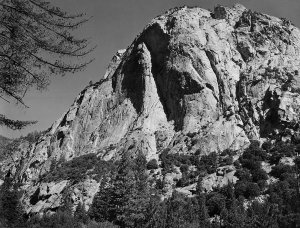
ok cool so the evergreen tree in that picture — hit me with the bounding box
[0,0,94,130]
[89,175,116,223]
[196,175,210,227]
[89,152,150,227]
[112,153,136,226]
[245,201,279,228]
[74,202,89,225]
[0,176,25,227]
[220,182,247,227]
[121,152,151,227]
[165,192,187,228]
[144,195,165,228]
[198,193,210,228]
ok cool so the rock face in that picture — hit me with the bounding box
[2,4,300,214]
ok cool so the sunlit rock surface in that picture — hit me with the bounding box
[1,4,300,213]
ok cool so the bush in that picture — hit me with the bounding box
[26,210,78,228]
[87,221,118,228]
[261,141,272,151]
[270,164,294,180]
[269,142,295,164]
[155,179,164,190]
[220,149,235,157]
[43,154,112,183]
[21,130,45,143]
[180,164,189,173]
[245,182,261,198]
[240,158,261,171]
[199,152,218,174]
[233,160,241,168]
[257,179,267,190]
[235,169,252,181]
[146,159,159,170]
[220,156,233,166]
[242,141,268,162]
[235,181,260,199]
[176,175,189,187]
[206,192,226,216]
[252,168,268,182]
[235,181,248,198]
[295,157,300,169]
[159,151,196,173]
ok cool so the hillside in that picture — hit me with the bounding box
[0,4,299,227]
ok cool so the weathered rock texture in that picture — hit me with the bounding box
[1,4,300,214]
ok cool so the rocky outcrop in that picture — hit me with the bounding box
[202,165,238,192]
[2,4,300,214]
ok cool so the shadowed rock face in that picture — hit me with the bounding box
[2,4,300,214]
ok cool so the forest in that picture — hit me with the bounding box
[1,1,300,228]
[0,137,299,227]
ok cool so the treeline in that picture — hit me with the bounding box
[0,140,300,227]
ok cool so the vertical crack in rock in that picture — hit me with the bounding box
[2,4,300,214]
[205,50,225,113]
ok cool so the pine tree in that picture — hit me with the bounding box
[89,175,116,223]
[196,175,210,228]
[112,153,136,226]
[0,0,94,130]
[198,193,210,228]
[74,202,89,225]
[121,152,151,227]
[90,152,156,227]
[0,176,25,227]
[144,195,165,228]
[222,183,246,228]
[89,152,137,226]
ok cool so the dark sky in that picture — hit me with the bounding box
[1,0,300,138]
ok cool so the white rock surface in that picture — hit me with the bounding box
[2,4,300,214]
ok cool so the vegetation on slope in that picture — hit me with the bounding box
[0,138,299,227]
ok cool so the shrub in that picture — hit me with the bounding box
[295,157,300,169]
[240,158,261,171]
[159,150,178,172]
[235,169,252,181]
[269,142,295,164]
[26,210,77,227]
[245,182,261,198]
[235,181,261,199]
[235,181,248,198]
[252,168,268,182]
[189,155,199,166]
[159,151,196,173]
[206,192,226,216]
[146,159,159,170]
[199,152,218,174]
[233,160,241,168]
[180,164,189,174]
[155,179,164,190]
[87,221,118,228]
[262,141,272,151]
[220,156,233,166]
[43,154,112,183]
[176,175,189,187]
[257,180,267,190]
[220,149,235,157]
[270,164,294,179]
[195,149,201,156]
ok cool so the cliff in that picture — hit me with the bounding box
[1,4,300,214]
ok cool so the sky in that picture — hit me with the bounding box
[1,0,300,138]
